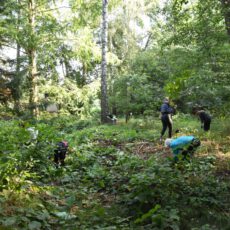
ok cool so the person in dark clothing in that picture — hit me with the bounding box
[160,97,174,141]
[54,141,68,167]
[196,110,211,131]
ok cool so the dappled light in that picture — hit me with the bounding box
[0,117,229,229]
[0,0,230,228]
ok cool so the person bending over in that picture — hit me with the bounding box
[196,110,211,131]
[164,136,201,162]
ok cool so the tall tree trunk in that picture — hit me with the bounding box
[82,62,87,86]
[14,42,21,114]
[13,0,22,115]
[108,33,117,116]
[28,0,39,117]
[221,0,230,40]
[101,0,109,123]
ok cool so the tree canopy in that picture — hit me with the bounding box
[0,0,229,118]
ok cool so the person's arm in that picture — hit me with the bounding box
[168,113,173,124]
[167,105,173,123]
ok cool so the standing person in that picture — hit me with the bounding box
[160,97,174,142]
[196,110,211,131]
[165,135,201,162]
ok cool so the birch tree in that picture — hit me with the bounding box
[101,0,109,123]
[27,0,38,116]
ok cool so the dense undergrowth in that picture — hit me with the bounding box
[0,115,229,229]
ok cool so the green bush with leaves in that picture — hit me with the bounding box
[121,157,230,229]
[0,116,229,229]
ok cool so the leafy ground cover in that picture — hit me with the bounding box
[0,115,229,229]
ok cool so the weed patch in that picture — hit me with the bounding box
[0,117,229,229]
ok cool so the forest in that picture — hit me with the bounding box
[0,0,230,229]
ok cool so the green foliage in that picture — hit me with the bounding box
[122,156,229,229]
[160,0,230,113]
[39,78,99,117]
[0,116,229,229]
[1,0,230,227]
[109,74,156,116]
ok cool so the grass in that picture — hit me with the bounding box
[0,115,229,229]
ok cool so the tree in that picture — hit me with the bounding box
[158,0,230,113]
[13,0,22,114]
[27,0,38,116]
[0,0,71,116]
[220,0,230,40]
[109,74,154,120]
[101,0,109,123]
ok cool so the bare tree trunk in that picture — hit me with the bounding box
[82,62,87,86]
[13,0,22,115]
[101,0,109,123]
[14,42,21,114]
[221,0,230,40]
[28,0,39,117]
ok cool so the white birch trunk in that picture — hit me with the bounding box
[101,0,109,123]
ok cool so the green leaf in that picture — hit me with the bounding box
[54,212,76,220]
[135,204,161,224]
[28,221,42,230]
[3,217,17,226]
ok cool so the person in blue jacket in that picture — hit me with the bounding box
[160,97,174,141]
[164,136,201,161]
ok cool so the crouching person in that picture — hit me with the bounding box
[54,141,68,167]
[164,136,200,162]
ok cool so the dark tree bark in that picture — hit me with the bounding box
[13,0,22,114]
[221,0,230,40]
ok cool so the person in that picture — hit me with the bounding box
[165,136,201,162]
[196,110,211,131]
[54,141,68,167]
[160,97,174,141]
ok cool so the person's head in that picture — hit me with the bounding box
[192,138,201,148]
[164,138,173,148]
[163,97,169,104]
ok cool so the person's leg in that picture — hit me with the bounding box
[54,152,59,165]
[161,117,168,138]
[60,151,66,166]
[173,154,179,163]
[167,120,172,138]
[204,121,211,131]
[181,150,189,161]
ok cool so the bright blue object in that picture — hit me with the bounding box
[170,136,195,156]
